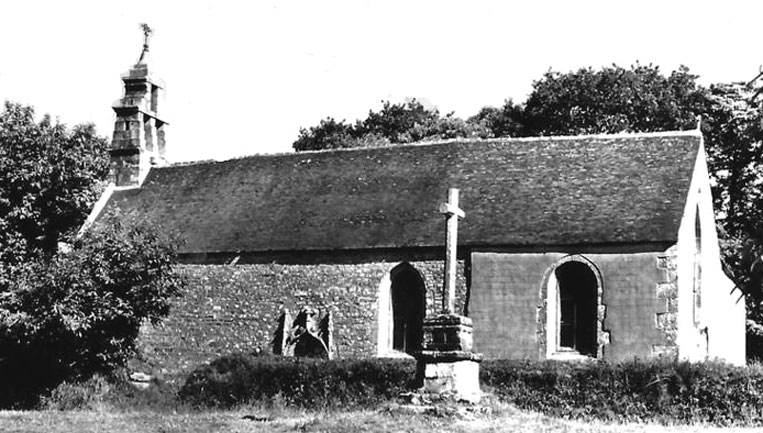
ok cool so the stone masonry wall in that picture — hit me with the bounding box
[136,258,467,378]
[653,246,679,358]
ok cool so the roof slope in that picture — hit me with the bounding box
[105,131,701,254]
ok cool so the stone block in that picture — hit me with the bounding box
[422,314,473,352]
[417,356,481,403]
[656,312,677,331]
[656,282,677,300]
[652,344,678,359]
[666,298,678,313]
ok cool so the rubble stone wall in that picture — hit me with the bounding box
[136,257,467,378]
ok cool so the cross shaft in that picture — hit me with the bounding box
[440,188,464,314]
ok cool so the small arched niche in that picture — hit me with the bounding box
[377,262,426,356]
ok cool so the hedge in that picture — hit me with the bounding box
[481,359,763,426]
[179,353,763,426]
[179,353,417,408]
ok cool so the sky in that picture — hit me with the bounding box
[0,1,761,162]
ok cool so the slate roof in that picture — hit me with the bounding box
[104,131,701,255]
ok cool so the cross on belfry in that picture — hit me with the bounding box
[439,188,465,314]
[137,23,153,64]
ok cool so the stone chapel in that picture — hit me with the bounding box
[87,43,746,376]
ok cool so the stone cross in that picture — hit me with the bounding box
[439,188,465,314]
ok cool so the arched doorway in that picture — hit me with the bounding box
[555,261,598,355]
[389,263,426,354]
[543,255,606,359]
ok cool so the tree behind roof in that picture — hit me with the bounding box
[521,63,706,136]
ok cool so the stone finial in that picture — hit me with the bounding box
[137,23,153,65]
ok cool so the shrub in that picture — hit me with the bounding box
[481,359,763,426]
[39,374,113,411]
[179,352,417,409]
[0,211,184,408]
[39,369,183,411]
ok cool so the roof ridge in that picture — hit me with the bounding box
[165,128,701,169]
[423,128,701,146]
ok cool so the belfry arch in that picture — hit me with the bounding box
[540,255,608,359]
[376,262,426,356]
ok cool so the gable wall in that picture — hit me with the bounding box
[470,251,673,361]
[674,140,745,365]
[136,257,467,378]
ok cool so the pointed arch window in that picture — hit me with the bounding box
[694,205,702,325]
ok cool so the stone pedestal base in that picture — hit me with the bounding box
[416,314,482,403]
[416,350,482,403]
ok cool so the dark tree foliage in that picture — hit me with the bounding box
[468,99,525,138]
[292,117,356,152]
[700,81,763,358]
[0,102,110,262]
[357,99,442,143]
[522,64,706,136]
[0,101,184,406]
[0,212,184,407]
[292,99,488,151]
[701,82,763,235]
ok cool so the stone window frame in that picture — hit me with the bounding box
[537,254,609,360]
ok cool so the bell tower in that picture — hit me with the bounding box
[110,24,168,187]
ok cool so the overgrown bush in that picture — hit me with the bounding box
[481,359,763,426]
[0,212,184,408]
[179,353,417,409]
[39,370,182,411]
[39,374,113,411]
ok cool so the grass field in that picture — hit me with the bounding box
[1,403,760,433]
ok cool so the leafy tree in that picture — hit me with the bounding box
[357,99,441,143]
[700,81,763,358]
[357,99,489,143]
[0,101,184,406]
[292,99,488,151]
[0,102,110,262]
[0,212,183,406]
[468,99,525,138]
[292,117,356,152]
[522,64,706,136]
[701,82,763,235]
[408,111,490,142]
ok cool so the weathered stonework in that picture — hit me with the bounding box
[419,358,481,401]
[417,315,482,402]
[653,246,679,359]
[136,256,468,378]
[421,315,474,352]
[110,52,167,187]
